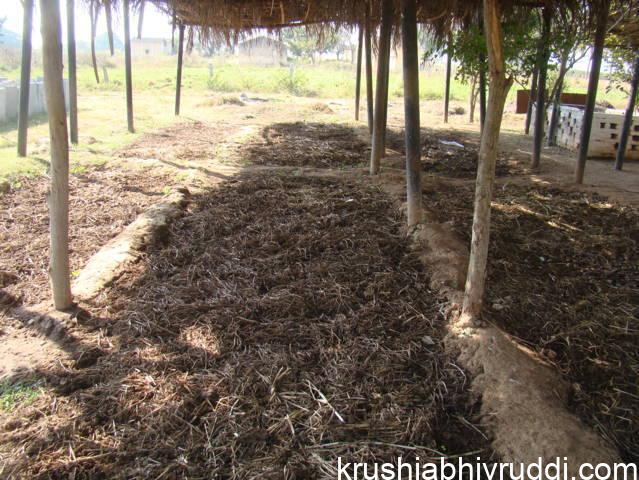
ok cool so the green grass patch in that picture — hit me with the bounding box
[0,379,44,411]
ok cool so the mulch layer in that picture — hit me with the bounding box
[1,173,493,478]
[0,167,175,308]
[386,128,517,178]
[245,122,369,168]
[425,181,639,463]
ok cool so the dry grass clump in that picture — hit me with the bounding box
[246,122,368,168]
[1,174,492,478]
[425,182,639,463]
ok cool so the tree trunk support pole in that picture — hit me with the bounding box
[175,24,185,116]
[67,0,79,144]
[531,6,551,169]
[401,0,422,226]
[575,0,610,184]
[355,24,364,121]
[444,33,452,124]
[614,55,639,171]
[17,0,34,158]
[364,12,374,135]
[40,0,73,310]
[124,0,135,133]
[461,0,513,324]
[547,54,568,147]
[369,0,393,175]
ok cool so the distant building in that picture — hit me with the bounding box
[131,38,171,58]
[237,36,287,66]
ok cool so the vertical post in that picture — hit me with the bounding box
[479,53,487,132]
[364,12,374,134]
[614,55,639,171]
[17,0,34,158]
[67,0,78,145]
[575,0,610,184]
[175,24,185,116]
[137,0,146,39]
[355,25,364,121]
[369,0,393,175]
[461,0,512,324]
[401,0,422,226]
[381,41,391,156]
[531,6,551,169]
[40,0,73,310]
[444,33,452,124]
[547,55,568,146]
[90,3,100,83]
[105,2,115,55]
[525,65,539,134]
[123,0,135,133]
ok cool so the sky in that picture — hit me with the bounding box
[4,0,173,46]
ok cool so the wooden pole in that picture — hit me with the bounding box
[137,0,145,39]
[369,0,393,175]
[17,0,34,158]
[479,52,487,133]
[401,0,422,226]
[355,24,364,121]
[614,55,639,171]
[364,12,374,134]
[461,0,513,324]
[575,0,610,184]
[123,0,135,133]
[105,2,115,55]
[444,33,452,124]
[67,0,78,145]
[175,24,185,116]
[525,64,540,135]
[40,0,73,310]
[531,6,551,169]
[90,3,100,83]
[547,54,568,147]
[381,41,391,156]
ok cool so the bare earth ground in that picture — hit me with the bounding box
[0,97,637,475]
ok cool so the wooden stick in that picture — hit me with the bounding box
[479,52,487,133]
[369,0,393,175]
[401,0,422,226]
[614,55,639,171]
[67,0,79,144]
[531,6,551,169]
[461,0,513,323]
[444,32,452,124]
[17,0,34,158]
[575,0,610,184]
[354,24,364,121]
[40,0,73,310]
[123,0,135,133]
[175,24,185,116]
[364,11,374,135]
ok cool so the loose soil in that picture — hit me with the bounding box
[0,173,493,478]
[424,179,639,463]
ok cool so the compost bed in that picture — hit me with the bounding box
[424,181,639,463]
[1,173,493,478]
[0,167,175,308]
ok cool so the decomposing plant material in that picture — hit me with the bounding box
[424,181,639,463]
[0,174,492,478]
